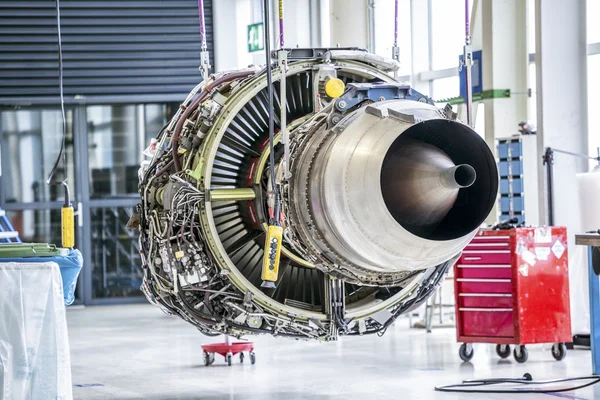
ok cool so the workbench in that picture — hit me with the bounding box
[576,233,600,374]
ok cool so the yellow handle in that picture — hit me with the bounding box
[261,225,283,283]
[61,206,75,248]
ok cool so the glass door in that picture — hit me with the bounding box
[83,103,176,303]
[0,103,177,305]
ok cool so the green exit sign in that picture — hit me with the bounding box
[247,22,264,53]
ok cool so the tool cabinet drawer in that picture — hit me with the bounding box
[460,250,511,264]
[458,293,513,308]
[460,309,515,337]
[465,236,510,251]
[470,235,511,243]
[464,241,511,251]
[456,265,512,279]
[457,278,512,294]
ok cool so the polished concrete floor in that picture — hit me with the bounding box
[67,304,598,400]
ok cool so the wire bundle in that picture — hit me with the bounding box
[435,373,600,394]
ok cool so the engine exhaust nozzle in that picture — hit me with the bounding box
[441,164,477,189]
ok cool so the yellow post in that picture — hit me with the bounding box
[61,205,75,248]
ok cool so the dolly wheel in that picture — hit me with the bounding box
[240,352,245,363]
[496,344,511,359]
[203,352,211,366]
[513,345,528,363]
[250,351,256,365]
[552,343,567,361]
[226,353,233,366]
[459,343,474,362]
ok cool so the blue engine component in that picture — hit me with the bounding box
[335,83,434,112]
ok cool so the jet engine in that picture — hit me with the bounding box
[135,49,498,339]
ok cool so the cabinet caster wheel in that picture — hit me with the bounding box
[513,345,528,363]
[552,343,567,361]
[496,344,511,359]
[226,352,232,366]
[250,351,256,365]
[459,343,474,362]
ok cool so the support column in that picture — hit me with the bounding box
[535,0,588,235]
[319,0,330,46]
[309,0,322,47]
[481,0,529,224]
[481,1,529,153]
[536,0,589,339]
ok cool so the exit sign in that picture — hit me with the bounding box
[247,23,264,53]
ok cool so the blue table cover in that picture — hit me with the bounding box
[0,249,83,306]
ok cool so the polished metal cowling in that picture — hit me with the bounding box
[290,100,497,285]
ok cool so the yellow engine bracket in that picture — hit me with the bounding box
[261,225,283,288]
[61,205,75,248]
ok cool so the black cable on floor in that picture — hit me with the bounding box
[435,373,600,394]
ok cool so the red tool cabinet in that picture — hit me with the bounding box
[454,227,572,363]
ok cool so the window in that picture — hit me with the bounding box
[431,0,465,70]
[528,0,535,53]
[476,103,486,136]
[0,109,75,204]
[86,104,175,199]
[6,209,63,245]
[374,0,412,76]
[433,76,460,102]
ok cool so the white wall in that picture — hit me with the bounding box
[213,0,239,71]
[274,0,312,48]
[214,0,313,71]
[328,0,368,49]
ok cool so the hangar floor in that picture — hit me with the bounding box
[68,304,596,400]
